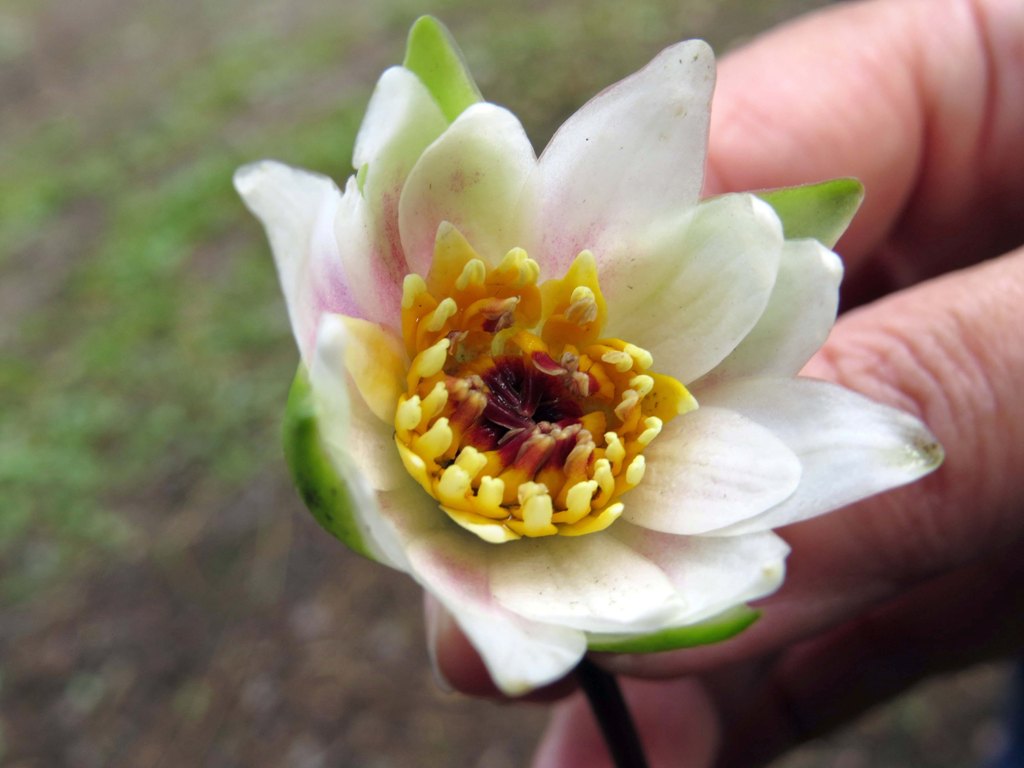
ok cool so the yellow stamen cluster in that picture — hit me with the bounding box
[393,223,695,543]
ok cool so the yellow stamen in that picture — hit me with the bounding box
[408,338,450,387]
[623,342,653,371]
[626,455,646,486]
[630,374,654,397]
[391,225,693,542]
[455,258,487,291]
[601,350,633,373]
[553,480,598,524]
[437,464,471,505]
[475,476,506,518]
[604,431,626,474]
[395,395,422,433]
[420,381,449,423]
[412,417,452,463]
[559,502,623,537]
[424,297,458,332]
[402,274,428,310]
[638,416,663,446]
[521,486,556,537]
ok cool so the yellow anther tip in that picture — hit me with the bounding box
[624,343,654,371]
[638,416,664,447]
[455,258,487,291]
[420,381,449,421]
[601,350,633,373]
[630,374,654,397]
[412,337,451,381]
[412,417,453,461]
[438,464,471,503]
[424,297,458,332]
[395,396,423,432]
[522,492,555,536]
[626,455,646,485]
[569,286,595,303]
[401,274,428,309]
[476,475,505,509]
[454,446,488,478]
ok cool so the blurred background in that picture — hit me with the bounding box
[0,0,1013,765]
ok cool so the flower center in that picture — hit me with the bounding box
[393,223,694,543]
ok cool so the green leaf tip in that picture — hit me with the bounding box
[282,366,372,560]
[403,16,483,123]
[585,605,760,653]
[757,177,864,248]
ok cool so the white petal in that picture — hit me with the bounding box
[693,239,843,388]
[488,535,687,634]
[347,67,450,324]
[622,406,801,535]
[536,40,714,275]
[611,524,789,624]
[406,532,587,695]
[602,194,784,385]
[698,377,944,535]
[354,66,448,171]
[399,103,537,273]
[331,177,400,328]
[234,161,358,362]
[309,316,413,531]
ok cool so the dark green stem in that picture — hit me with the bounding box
[576,658,649,768]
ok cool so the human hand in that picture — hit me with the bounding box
[430,0,1024,764]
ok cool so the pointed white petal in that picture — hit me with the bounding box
[354,66,448,171]
[234,161,358,362]
[693,239,843,388]
[347,67,450,324]
[536,40,714,274]
[698,377,944,535]
[488,535,687,634]
[398,103,537,273]
[621,405,801,535]
[602,194,784,385]
[452,609,586,696]
[611,524,789,624]
[406,532,587,695]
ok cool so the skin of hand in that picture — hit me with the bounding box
[427,0,1024,764]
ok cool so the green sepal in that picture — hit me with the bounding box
[282,365,373,560]
[585,605,760,653]
[756,177,864,248]
[403,16,483,123]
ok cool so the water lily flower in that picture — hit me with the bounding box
[234,18,942,695]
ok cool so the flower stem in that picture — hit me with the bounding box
[576,658,649,768]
